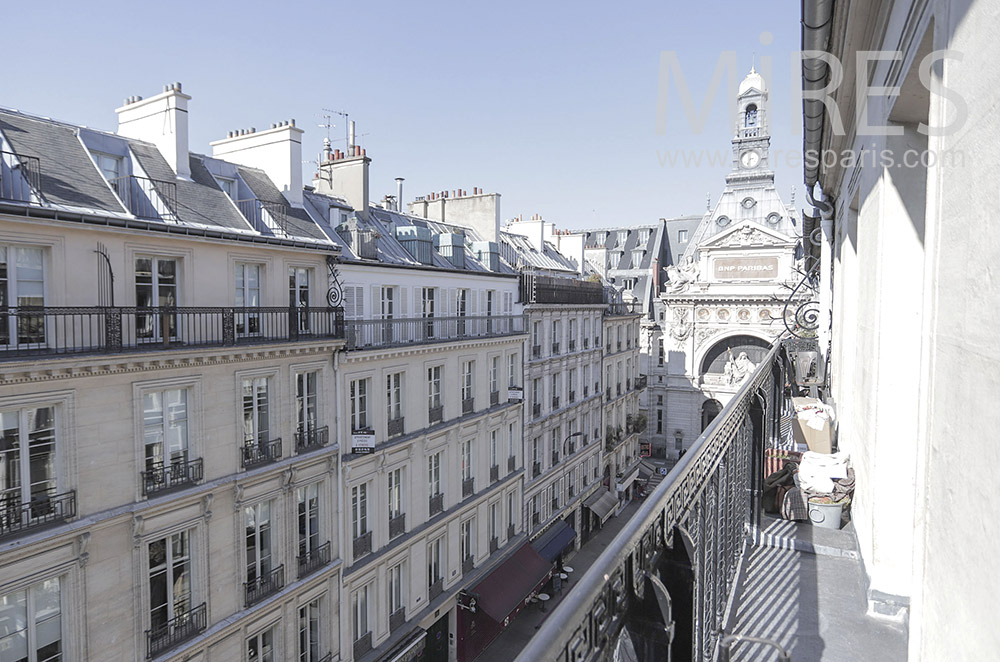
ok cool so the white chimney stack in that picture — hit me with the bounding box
[210,119,304,207]
[116,82,191,178]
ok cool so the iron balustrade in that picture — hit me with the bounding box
[429,579,444,601]
[297,541,332,579]
[532,462,541,478]
[0,489,76,538]
[533,403,542,418]
[490,536,499,553]
[387,417,405,438]
[245,565,285,607]
[463,556,475,573]
[0,306,345,360]
[532,344,542,359]
[490,390,500,406]
[635,375,648,390]
[110,175,177,220]
[353,631,373,659]
[389,513,406,539]
[429,493,444,516]
[490,465,500,483]
[462,398,475,415]
[236,198,289,235]
[462,478,475,498]
[507,523,516,539]
[146,602,207,659]
[570,339,577,351]
[552,396,560,410]
[508,456,517,473]
[389,608,406,632]
[0,150,41,202]
[353,531,373,559]
[295,426,329,454]
[552,342,561,355]
[516,340,788,662]
[429,405,443,424]
[241,438,282,468]
[345,314,523,350]
[141,455,203,496]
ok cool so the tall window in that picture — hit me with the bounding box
[428,537,442,585]
[91,151,122,181]
[461,361,474,403]
[508,423,516,461]
[609,253,621,269]
[245,501,273,586]
[247,626,275,662]
[0,405,57,511]
[551,320,561,352]
[388,468,403,519]
[568,318,576,348]
[616,230,628,246]
[532,321,541,350]
[0,577,62,662]
[583,318,591,347]
[490,430,498,468]
[485,290,495,332]
[532,438,540,464]
[427,367,442,416]
[235,263,262,337]
[289,267,311,332]
[569,368,577,399]
[352,584,370,642]
[386,372,402,423]
[297,483,320,558]
[422,287,435,338]
[298,599,321,662]
[639,228,650,244]
[242,377,270,445]
[143,389,188,471]
[490,356,499,395]
[456,289,468,334]
[0,245,45,346]
[296,371,318,434]
[745,104,758,127]
[388,563,404,616]
[488,502,498,540]
[508,353,518,387]
[632,250,644,269]
[428,452,441,497]
[351,483,368,538]
[135,256,177,340]
[149,530,192,632]
[506,492,515,532]
[461,440,472,481]
[350,378,369,431]
[380,286,395,343]
[532,378,541,409]
[461,519,473,561]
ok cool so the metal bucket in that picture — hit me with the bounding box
[808,500,844,529]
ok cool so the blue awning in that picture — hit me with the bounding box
[531,520,577,562]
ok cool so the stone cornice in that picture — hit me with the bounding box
[341,333,528,363]
[0,341,344,386]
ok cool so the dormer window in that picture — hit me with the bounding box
[609,253,621,269]
[745,104,758,128]
[638,229,650,245]
[91,152,122,183]
[616,230,628,246]
[595,232,607,248]
[215,176,236,199]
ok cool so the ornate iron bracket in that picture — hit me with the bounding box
[326,255,344,307]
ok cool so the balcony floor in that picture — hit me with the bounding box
[726,516,907,661]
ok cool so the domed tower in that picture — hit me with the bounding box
[729,67,773,184]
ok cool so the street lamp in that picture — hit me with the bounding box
[564,431,583,454]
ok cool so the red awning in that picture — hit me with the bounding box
[471,543,552,623]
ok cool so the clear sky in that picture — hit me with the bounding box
[3,0,804,229]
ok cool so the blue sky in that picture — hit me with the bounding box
[4,0,804,228]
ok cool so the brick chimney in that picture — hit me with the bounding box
[116,82,191,179]
[210,120,304,206]
[314,145,370,218]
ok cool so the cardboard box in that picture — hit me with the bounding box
[791,397,833,454]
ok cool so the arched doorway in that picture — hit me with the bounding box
[701,399,722,431]
[700,334,772,376]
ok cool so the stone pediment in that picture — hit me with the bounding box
[700,222,795,251]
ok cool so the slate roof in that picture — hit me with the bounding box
[0,110,125,213]
[237,166,330,241]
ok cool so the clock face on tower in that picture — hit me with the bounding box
[740,150,761,169]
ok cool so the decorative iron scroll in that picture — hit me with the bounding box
[516,341,787,662]
[326,256,344,307]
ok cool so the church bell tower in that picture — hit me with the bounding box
[728,67,774,185]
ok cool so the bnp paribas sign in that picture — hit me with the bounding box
[713,257,778,280]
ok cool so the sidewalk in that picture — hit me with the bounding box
[474,499,644,662]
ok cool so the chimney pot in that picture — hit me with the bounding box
[174,82,182,91]
[290,119,296,127]
[361,148,366,156]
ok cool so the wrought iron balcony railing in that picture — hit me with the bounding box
[635,374,648,390]
[490,536,499,553]
[345,314,523,350]
[462,397,474,414]
[429,405,443,424]
[1,150,41,202]
[462,477,475,498]
[297,541,331,579]
[353,530,373,559]
[236,198,289,236]
[516,340,789,662]
[507,523,516,539]
[141,455,203,496]
[508,455,517,472]
[490,390,500,406]
[490,464,500,483]
[389,513,406,539]
[532,461,541,478]
[429,493,444,516]
[387,417,405,438]
[146,602,207,659]
[533,403,542,418]
[245,565,284,607]
[0,306,345,360]
[295,426,329,454]
[110,175,177,220]
[241,438,282,468]
[0,489,76,538]
[353,631,373,659]
[463,556,475,574]
[429,578,444,601]
[389,607,406,632]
